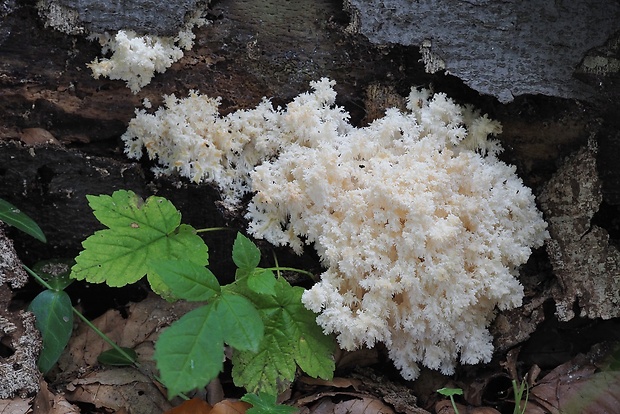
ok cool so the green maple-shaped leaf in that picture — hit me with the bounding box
[231,278,335,395]
[70,190,208,295]
[287,295,335,379]
[233,323,297,395]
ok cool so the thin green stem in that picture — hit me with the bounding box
[24,264,190,401]
[272,251,282,279]
[71,307,140,367]
[449,396,460,414]
[512,379,529,414]
[72,308,190,400]
[23,264,53,290]
[437,388,463,414]
[263,266,317,281]
[195,227,233,233]
[25,264,139,367]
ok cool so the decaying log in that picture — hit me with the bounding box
[1,0,619,384]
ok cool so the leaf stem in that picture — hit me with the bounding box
[195,227,234,233]
[23,264,53,290]
[263,266,317,281]
[72,308,192,400]
[26,264,191,401]
[24,264,139,367]
[272,251,282,279]
[449,396,459,414]
[437,388,462,414]
[71,308,140,366]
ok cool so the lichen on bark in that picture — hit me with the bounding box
[0,228,42,398]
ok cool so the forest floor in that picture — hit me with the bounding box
[1,221,620,414]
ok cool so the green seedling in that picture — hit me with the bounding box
[437,387,463,414]
[437,380,529,414]
[0,198,136,374]
[25,260,75,374]
[512,379,529,414]
[0,198,68,373]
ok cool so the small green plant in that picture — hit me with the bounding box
[25,261,75,373]
[512,379,529,414]
[438,380,529,414]
[0,198,69,373]
[437,387,463,414]
[23,262,139,373]
[0,197,135,374]
[70,190,335,398]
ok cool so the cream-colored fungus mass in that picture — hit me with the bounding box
[122,79,549,379]
[87,14,206,94]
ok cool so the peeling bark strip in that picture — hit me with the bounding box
[0,312,42,399]
[0,228,42,399]
[539,142,620,321]
[344,0,620,103]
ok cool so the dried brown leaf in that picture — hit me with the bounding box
[308,396,394,414]
[211,400,252,414]
[435,400,501,414]
[20,128,60,146]
[299,376,363,389]
[527,343,620,414]
[32,379,80,414]
[0,398,31,414]
[64,367,173,414]
[57,293,198,381]
[165,398,212,414]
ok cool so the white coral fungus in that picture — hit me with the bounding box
[122,78,549,379]
[123,92,282,204]
[88,15,206,94]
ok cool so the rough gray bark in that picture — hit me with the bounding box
[345,0,620,103]
[0,228,41,399]
[539,141,620,321]
[37,0,205,35]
